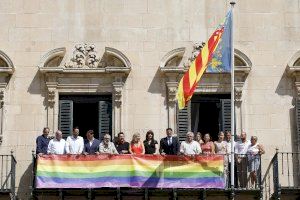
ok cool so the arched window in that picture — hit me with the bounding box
[0,50,14,145]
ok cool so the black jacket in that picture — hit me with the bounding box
[159,137,180,155]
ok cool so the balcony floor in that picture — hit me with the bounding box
[32,188,263,200]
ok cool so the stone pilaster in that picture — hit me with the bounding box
[112,81,124,134]
[166,81,178,131]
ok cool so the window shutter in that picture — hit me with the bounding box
[220,99,231,132]
[58,100,73,138]
[295,99,300,151]
[98,101,112,140]
[177,104,190,142]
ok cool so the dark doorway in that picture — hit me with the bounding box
[191,94,231,141]
[73,103,98,138]
[59,95,112,140]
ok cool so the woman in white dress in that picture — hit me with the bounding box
[247,136,265,188]
[214,131,228,186]
[214,131,227,154]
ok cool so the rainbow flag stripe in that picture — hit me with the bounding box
[36,155,225,189]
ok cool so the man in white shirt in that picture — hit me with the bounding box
[180,132,201,155]
[225,131,235,187]
[47,130,66,155]
[65,127,84,154]
[234,132,251,188]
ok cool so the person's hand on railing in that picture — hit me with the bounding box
[121,150,128,154]
[95,152,100,155]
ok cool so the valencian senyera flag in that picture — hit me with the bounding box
[177,11,232,109]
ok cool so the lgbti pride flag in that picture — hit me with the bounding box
[36,155,225,189]
[177,11,232,109]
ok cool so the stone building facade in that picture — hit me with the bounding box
[0,0,300,199]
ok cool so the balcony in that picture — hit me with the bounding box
[30,153,264,200]
[263,151,300,199]
[0,152,17,200]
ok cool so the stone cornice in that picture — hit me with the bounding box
[39,66,131,74]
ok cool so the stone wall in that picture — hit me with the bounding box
[0,0,299,198]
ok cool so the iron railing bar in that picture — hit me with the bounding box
[1,169,11,189]
[281,153,283,175]
[5,155,9,189]
[287,153,290,187]
[262,153,277,183]
[1,156,3,190]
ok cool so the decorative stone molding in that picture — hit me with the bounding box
[112,81,124,107]
[0,50,14,145]
[39,44,131,135]
[286,50,300,99]
[166,82,178,105]
[184,42,205,68]
[65,44,99,68]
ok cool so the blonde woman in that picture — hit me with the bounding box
[247,136,265,188]
[129,133,145,155]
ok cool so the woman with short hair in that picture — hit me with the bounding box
[247,136,265,188]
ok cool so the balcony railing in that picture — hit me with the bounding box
[0,151,17,199]
[31,153,264,199]
[262,150,300,199]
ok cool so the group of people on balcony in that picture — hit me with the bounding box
[36,127,265,189]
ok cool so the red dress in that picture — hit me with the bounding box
[131,142,143,154]
[201,142,213,154]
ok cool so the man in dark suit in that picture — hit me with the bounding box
[159,128,180,155]
[83,130,100,155]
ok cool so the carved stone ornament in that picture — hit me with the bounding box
[113,82,123,106]
[0,90,4,105]
[184,42,205,68]
[65,44,100,68]
[235,86,243,103]
[48,90,55,107]
[166,82,178,104]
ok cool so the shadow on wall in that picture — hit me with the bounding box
[275,69,294,97]
[27,70,47,108]
[17,162,33,199]
[147,68,167,107]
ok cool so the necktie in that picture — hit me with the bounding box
[168,138,172,146]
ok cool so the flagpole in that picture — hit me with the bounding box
[230,0,236,193]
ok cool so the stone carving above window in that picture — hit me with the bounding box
[39,45,132,136]
[39,44,131,72]
[65,44,99,68]
[184,42,205,68]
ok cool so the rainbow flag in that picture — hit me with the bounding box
[36,155,225,189]
[177,11,232,109]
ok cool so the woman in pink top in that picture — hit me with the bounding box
[201,133,215,154]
